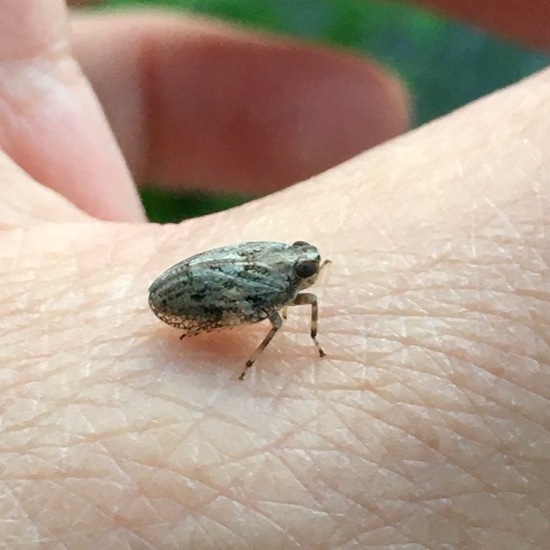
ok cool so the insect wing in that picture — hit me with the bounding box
[181,258,292,312]
[150,255,296,330]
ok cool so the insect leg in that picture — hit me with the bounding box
[239,311,283,380]
[281,306,288,319]
[292,292,326,358]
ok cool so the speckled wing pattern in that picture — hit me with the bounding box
[148,242,303,337]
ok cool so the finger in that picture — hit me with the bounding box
[0,151,91,227]
[0,0,145,222]
[70,10,410,194]
[412,0,550,49]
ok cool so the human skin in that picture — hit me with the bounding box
[0,1,549,548]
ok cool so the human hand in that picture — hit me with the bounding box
[1,1,549,548]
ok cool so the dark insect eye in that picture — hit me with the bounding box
[292,241,310,248]
[294,260,318,279]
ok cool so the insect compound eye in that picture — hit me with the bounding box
[293,259,319,279]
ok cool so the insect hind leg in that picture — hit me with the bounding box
[291,292,326,358]
[239,311,283,380]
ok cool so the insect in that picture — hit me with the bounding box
[148,241,329,380]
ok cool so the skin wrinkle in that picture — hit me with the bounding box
[260,457,324,513]
[402,326,544,372]
[289,439,425,521]
[194,455,329,531]
[122,470,199,527]
[184,480,288,544]
[291,435,419,500]
[328,499,384,548]
[337,492,415,546]
[144,468,215,509]
[258,503,335,548]
[412,344,543,420]
[195,422,302,470]
[176,421,257,467]
[320,382,532,494]
[153,479,219,519]
[184,515,250,550]
[404,406,510,469]
[61,486,154,539]
[251,506,307,549]
[344,412,484,491]
[350,245,548,362]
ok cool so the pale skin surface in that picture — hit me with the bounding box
[0,1,549,548]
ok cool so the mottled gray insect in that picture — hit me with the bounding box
[148,241,329,379]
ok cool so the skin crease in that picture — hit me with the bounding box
[0,1,549,549]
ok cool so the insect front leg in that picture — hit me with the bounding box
[239,311,283,380]
[291,292,326,358]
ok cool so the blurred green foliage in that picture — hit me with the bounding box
[97,0,549,222]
